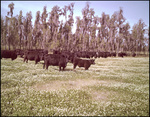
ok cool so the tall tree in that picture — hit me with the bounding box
[99,12,108,51]
[121,22,131,52]
[1,16,6,49]
[116,7,126,55]
[66,2,75,51]
[7,2,14,50]
[23,11,33,49]
[107,13,118,52]
[131,19,146,55]
[33,11,41,49]
[81,1,91,51]
[11,16,19,49]
[41,6,48,49]
[137,19,146,53]
[18,10,23,49]
[75,16,82,51]
[48,5,61,50]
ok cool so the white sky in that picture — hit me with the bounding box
[1,1,149,34]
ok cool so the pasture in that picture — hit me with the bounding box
[1,56,149,116]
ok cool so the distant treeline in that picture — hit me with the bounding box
[1,2,149,56]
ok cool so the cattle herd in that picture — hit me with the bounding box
[1,49,136,71]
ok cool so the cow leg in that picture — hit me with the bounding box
[85,67,89,70]
[43,62,45,69]
[73,64,77,69]
[23,57,26,62]
[46,65,48,70]
[59,66,61,71]
[35,60,37,65]
[24,58,28,63]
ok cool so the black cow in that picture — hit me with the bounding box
[69,52,77,63]
[23,51,41,64]
[61,51,71,60]
[118,52,127,57]
[74,51,90,58]
[43,54,68,71]
[104,52,111,57]
[75,51,82,58]
[1,50,17,61]
[132,52,136,57]
[111,52,116,57]
[15,49,25,58]
[28,49,48,54]
[24,49,48,62]
[89,51,97,58]
[53,50,61,54]
[73,57,95,70]
[85,51,93,58]
[97,51,111,58]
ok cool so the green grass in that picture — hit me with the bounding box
[1,56,149,116]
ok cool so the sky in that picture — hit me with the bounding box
[1,1,149,34]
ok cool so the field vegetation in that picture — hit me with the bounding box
[1,56,149,116]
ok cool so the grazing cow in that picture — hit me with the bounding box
[73,57,95,70]
[111,52,116,57]
[23,51,41,64]
[53,50,61,54]
[93,51,98,58]
[69,53,77,63]
[15,49,21,55]
[132,52,136,57]
[118,52,127,57]
[61,50,71,60]
[1,50,17,61]
[87,51,95,58]
[24,49,48,62]
[97,51,110,58]
[104,52,111,57]
[75,51,82,58]
[43,54,68,71]
[38,52,45,61]
[28,49,48,55]
[15,49,25,58]
[38,49,48,55]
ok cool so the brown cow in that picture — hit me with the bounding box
[73,57,95,70]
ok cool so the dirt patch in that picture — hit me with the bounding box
[92,91,108,100]
[31,79,117,102]
[31,79,109,91]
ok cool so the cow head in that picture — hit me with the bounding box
[90,59,95,65]
[39,52,45,61]
[12,51,17,60]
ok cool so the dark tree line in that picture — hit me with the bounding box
[1,2,149,56]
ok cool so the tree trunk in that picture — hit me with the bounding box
[8,36,10,50]
[5,36,7,50]
[19,34,21,50]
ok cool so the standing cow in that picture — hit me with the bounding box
[118,52,127,57]
[23,51,40,64]
[73,57,95,70]
[1,50,17,61]
[43,54,68,71]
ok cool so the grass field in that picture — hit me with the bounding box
[1,56,149,116]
